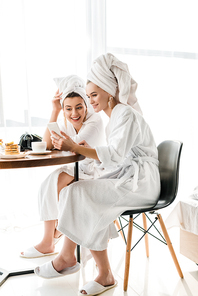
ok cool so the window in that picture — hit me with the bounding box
[106,0,198,196]
[0,0,87,142]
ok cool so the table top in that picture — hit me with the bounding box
[0,150,85,169]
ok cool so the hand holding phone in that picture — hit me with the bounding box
[47,122,62,139]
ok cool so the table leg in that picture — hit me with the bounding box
[0,269,9,286]
[74,161,79,182]
[0,268,34,286]
[74,162,81,263]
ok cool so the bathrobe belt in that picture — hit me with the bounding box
[115,156,159,191]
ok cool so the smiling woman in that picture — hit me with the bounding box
[40,75,105,179]
[63,93,87,133]
[86,82,117,117]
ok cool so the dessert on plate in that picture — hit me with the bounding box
[5,141,20,155]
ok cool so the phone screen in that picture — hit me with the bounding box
[47,122,62,139]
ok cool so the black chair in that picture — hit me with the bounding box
[117,140,184,291]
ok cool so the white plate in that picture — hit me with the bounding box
[28,150,52,155]
[0,152,27,159]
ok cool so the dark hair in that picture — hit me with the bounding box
[65,92,81,99]
[64,91,87,107]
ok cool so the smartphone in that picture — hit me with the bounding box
[47,122,62,139]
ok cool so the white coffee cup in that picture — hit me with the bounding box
[31,141,47,152]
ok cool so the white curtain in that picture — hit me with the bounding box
[86,0,106,71]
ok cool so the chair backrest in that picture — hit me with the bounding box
[154,140,183,210]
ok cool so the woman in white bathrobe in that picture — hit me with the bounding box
[35,54,160,296]
[21,75,105,258]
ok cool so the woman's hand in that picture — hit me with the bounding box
[51,131,99,160]
[51,131,76,152]
[52,89,63,113]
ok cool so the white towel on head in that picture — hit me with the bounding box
[54,75,90,109]
[87,53,142,114]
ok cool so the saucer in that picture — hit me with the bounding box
[0,152,27,159]
[28,150,51,155]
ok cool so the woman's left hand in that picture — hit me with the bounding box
[51,131,99,160]
[51,131,76,152]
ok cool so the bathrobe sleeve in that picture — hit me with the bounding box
[71,114,104,147]
[59,113,105,147]
[95,105,142,168]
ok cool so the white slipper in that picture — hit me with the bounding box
[20,246,58,259]
[79,280,118,296]
[34,261,80,279]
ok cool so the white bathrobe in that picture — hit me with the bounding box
[57,104,160,251]
[38,111,105,221]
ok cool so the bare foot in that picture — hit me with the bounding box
[80,270,115,295]
[52,253,77,272]
[34,241,55,254]
[20,241,55,256]
[21,228,62,256]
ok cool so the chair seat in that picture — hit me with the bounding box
[122,199,174,216]
[152,199,171,210]
[122,204,157,216]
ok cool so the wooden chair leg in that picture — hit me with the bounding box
[157,213,184,278]
[142,213,149,257]
[114,219,125,242]
[124,215,133,291]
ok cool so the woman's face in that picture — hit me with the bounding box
[63,96,87,132]
[86,82,110,115]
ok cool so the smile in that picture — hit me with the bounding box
[71,116,81,121]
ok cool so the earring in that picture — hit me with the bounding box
[108,97,114,109]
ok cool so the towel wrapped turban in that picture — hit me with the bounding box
[87,53,142,114]
[53,75,88,108]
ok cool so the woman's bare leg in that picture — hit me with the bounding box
[20,220,57,255]
[52,236,77,271]
[57,172,74,196]
[21,172,74,255]
[34,220,56,254]
[54,172,74,238]
[80,249,115,295]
